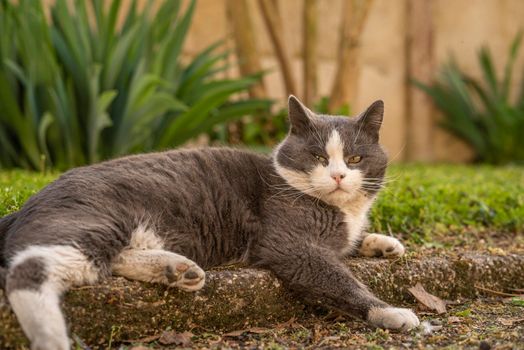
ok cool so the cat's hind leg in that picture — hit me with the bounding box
[6,245,100,350]
[112,225,205,291]
[112,249,205,291]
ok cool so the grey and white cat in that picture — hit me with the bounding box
[0,96,419,350]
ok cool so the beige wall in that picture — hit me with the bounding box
[185,0,524,162]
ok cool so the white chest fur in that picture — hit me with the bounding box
[340,195,374,255]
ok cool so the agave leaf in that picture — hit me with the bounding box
[121,0,138,32]
[464,75,498,116]
[52,0,86,73]
[0,69,41,168]
[86,66,117,163]
[48,78,80,166]
[414,77,487,155]
[152,0,196,79]
[478,47,499,99]
[37,112,55,167]
[0,125,18,168]
[91,0,104,35]
[416,32,524,164]
[99,0,122,60]
[113,72,186,155]
[175,41,225,86]
[51,27,82,86]
[502,30,522,102]
[0,0,269,169]
[88,92,116,163]
[122,93,187,155]
[193,99,272,135]
[158,78,259,147]
[103,23,141,88]
[3,59,27,85]
[177,48,230,100]
[153,0,181,42]
[73,0,93,64]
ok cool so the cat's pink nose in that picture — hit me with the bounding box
[331,174,345,184]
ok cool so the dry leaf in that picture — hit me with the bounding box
[275,317,300,329]
[124,334,161,344]
[498,317,524,326]
[223,327,271,337]
[158,330,193,346]
[408,283,447,314]
[223,329,246,337]
[247,327,272,334]
[448,316,461,324]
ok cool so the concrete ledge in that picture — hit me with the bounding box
[1,252,523,348]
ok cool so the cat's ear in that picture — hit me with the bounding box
[288,95,313,135]
[356,100,384,142]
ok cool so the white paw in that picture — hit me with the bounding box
[165,262,206,292]
[360,233,405,258]
[367,307,420,331]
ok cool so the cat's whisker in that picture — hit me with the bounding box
[386,142,407,166]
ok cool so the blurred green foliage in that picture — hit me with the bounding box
[415,32,524,165]
[313,96,351,116]
[0,0,270,170]
[210,96,351,148]
[210,109,288,149]
[2,164,522,239]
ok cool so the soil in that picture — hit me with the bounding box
[119,297,524,350]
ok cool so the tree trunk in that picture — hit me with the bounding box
[303,0,317,105]
[226,0,267,99]
[258,0,297,96]
[405,0,434,161]
[329,0,374,112]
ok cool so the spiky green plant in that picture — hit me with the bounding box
[0,0,270,170]
[415,32,524,164]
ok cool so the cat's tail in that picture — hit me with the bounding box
[0,212,18,289]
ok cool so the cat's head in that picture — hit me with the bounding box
[274,96,388,207]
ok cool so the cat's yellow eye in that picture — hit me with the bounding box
[314,154,328,165]
[346,155,362,164]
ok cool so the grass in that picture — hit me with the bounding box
[370,164,524,241]
[0,165,523,242]
[0,170,57,217]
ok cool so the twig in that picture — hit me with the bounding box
[474,285,523,297]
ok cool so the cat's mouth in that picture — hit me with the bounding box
[327,187,347,195]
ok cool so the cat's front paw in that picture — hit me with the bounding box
[360,233,405,258]
[165,262,206,292]
[367,307,420,331]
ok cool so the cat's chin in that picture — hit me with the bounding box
[321,188,363,208]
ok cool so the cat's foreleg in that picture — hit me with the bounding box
[112,249,205,291]
[6,245,100,350]
[359,233,405,258]
[254,241,419,331]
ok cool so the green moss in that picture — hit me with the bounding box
[370,164,524,240]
